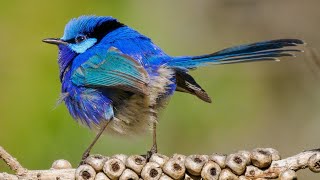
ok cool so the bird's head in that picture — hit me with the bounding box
[43,15,124,80]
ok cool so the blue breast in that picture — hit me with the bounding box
[62,70,114,127]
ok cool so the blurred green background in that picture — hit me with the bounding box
[0,0,319,179]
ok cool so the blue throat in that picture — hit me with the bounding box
[58,45,77,82]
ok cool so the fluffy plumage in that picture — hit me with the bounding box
[44,15,304,135]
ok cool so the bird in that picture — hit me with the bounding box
[43,15,304,162]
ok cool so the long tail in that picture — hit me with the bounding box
[167,39,304,69]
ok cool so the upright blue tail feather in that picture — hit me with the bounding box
[167,39,304,69]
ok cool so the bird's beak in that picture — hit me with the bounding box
[42,38,68,45]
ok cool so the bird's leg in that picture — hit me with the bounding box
[79,121,110,165]
[146,122,158,160]
[152,122,158,153]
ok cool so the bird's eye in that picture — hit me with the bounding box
[75,35,87,44]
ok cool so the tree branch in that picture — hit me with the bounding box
[0,146,26,175]
[0,146,319,179]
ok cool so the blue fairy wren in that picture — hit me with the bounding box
[43,15,304,162]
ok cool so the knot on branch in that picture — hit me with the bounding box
[1,146,320,180]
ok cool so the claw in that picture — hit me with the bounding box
[145,144,158,161]
[79,150,90,166]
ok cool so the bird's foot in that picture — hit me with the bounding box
[79,150,90,166]
[144,144,157,161]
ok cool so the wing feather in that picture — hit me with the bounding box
[71,47,149,95]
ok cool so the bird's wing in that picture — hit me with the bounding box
[71,47,150,95]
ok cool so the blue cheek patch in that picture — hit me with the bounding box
[69,38,97,53]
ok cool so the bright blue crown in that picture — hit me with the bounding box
[61,15,117,41]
